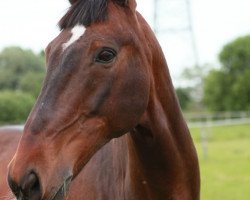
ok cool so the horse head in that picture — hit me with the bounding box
[8,0,152,199]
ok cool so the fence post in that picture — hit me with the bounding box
[200,124,208,160]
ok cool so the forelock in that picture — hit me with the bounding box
[59,0,129,30]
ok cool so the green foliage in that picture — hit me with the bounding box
[0,91,35,124]
[0,46,45,92]
[175,87,191,110]
[204,70,232,110]
[219,35,250,75]
[0,46,46,124]
[231,69,250,110]
[19,72,44,97]
[204,35,250,111]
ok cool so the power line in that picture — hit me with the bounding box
[153,0,199,68]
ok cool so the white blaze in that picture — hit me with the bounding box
[63,25,86,50]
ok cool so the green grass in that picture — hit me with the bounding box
[190,124,250,200]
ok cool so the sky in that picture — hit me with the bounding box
[0,0,249,86]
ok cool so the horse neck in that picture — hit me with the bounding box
[124,13,200,199]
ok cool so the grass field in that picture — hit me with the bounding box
[190,124,250,200]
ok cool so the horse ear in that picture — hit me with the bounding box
[114,0,137,11]
[69,0,78,5]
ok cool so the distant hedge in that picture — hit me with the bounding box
[0,91,35,124]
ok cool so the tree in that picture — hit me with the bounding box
[175,87,191,110]
[0,46,45,91]
[204,35,250,111]
[0,46,45,124]
[219,35,250,75]
[231,69,250,110]
[19,72,45,98]
[0,91,35,124]
[203,70,232,111]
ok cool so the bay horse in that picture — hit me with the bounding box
[5,0,200,199]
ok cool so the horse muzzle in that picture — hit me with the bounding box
[8,171,42,200]
[8,170,73,200]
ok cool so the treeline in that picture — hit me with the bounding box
[176,35,250,112]
[0,47,45,124]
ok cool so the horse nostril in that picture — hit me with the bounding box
[8,171,42,200]
[21,172,42,200]
[8,174,19,197]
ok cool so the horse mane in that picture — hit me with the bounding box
[59,0,128,29]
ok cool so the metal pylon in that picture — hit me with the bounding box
[153,0,199,79]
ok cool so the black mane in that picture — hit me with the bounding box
[59,0,128,29]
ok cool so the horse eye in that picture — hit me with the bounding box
[95,49,116,63]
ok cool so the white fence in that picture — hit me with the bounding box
[185,111,250,128]
[184,111,250,159]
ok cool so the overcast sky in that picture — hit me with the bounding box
[0,0,249,85]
